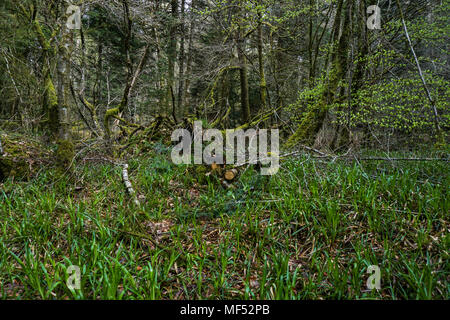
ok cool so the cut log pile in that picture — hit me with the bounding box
[203,163,246,188]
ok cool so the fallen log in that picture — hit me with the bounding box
[122,163,140,207]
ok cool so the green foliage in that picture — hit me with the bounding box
[104,107,121,138]
[0,134,32,181]
[406,0,450,50]
[348,72,449,132]
[43,76,60,137]
[55,139,75,169]
[0,0,449,301]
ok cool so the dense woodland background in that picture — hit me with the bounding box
[0,0,448,152]
[0,0,448,300]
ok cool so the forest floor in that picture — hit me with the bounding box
[0,139,448,299]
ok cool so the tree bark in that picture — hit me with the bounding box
[237,4,250,124]
[167,0,178,117]
[184,0,197,114]
[285,0,350,149]
[178,0,186,117]
[257,0,267,111]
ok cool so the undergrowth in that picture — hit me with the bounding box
[0,144,448,299]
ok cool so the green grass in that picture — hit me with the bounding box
[0,145,448,299]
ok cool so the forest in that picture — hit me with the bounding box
[0,0,448,300]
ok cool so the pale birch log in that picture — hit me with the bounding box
[122,164,140,206]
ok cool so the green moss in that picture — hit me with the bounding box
[0,120,20,131]
[55,139,75,169]
[194,165,209,184]
[434,131,448,150]
[32,20,51,52]
[104,106,120,137]
[0,136,31,181]
[285,102,327,149]
[105,107,120,118]
[44,76,60,137]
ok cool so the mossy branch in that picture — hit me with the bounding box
[104,106,121,138]
[211,103,232,128]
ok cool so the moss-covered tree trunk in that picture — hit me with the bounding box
[257,0,267,111]
[238,44,250,124]
[320,0,352,150]
[183,0,197,114]
[31,16,60,140]
[43,74,60,139]
[55,11,75,169]
[168,0,178,122]
[285,0,351,150]
[237,5,251,124]
[22,3,75,169]
[178,0,186,117]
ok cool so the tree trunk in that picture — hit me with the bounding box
[257,0,267,111]
[184,0,197,114]
[167,0,178,119]
[237,5,250,124]
[285,0,350,149]
[178,0,186,117]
